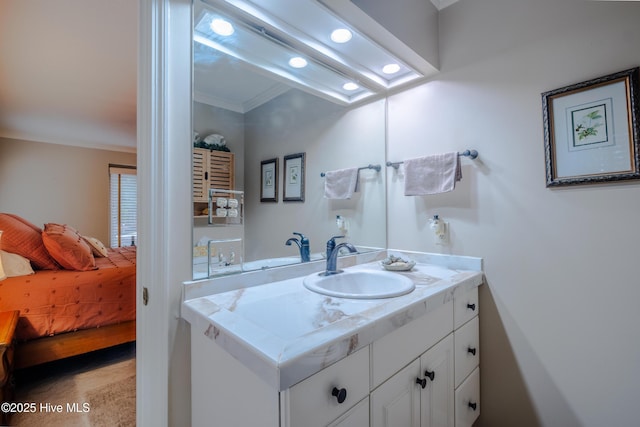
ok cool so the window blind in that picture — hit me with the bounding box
[109,165,137,248]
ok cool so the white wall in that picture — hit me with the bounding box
[387,0,640,426]
[0,137,136,243]
[243,90,387,261]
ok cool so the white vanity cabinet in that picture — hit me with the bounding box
[187,262,482,427]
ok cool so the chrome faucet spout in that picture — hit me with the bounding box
[325,241,357,275]
[286,232,311,262]
[285,238,301,249]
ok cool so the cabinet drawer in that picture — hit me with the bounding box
[286,347,369,427]
[455,367,480,427]
[454,316,479,387]
[371,301,453,389]
[454,287,478,330]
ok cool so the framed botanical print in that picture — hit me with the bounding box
[283,153,305,202]
[542,67,640,187]
[260,158,278,202]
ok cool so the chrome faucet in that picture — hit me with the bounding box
[285,232,311,262]
[324,235,357,275]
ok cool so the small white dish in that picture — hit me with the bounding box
[381,260,416,271]
[380,255,416,271]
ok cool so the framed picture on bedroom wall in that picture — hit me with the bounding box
[260,158,278,202]
[283,153,305,202]
[542,67,640,187]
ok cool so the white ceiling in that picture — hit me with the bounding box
[0,0,494,153]
[0,0,138,152]
[1,0,634,152]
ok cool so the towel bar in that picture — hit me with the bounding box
[320,164,381,177]
[386,150,478,170]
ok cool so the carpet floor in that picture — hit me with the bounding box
[8,343,136,427]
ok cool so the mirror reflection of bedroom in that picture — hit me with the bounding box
[0,2,137,426]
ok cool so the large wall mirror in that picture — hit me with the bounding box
[191,0,391,280]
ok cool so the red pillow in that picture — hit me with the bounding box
[0,213,59,270]
[42,223,96,271]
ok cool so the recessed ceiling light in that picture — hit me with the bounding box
[331,28,352,43]
[210,18,234,36]
[382,63,401,74]
[343,82,359,91]
[288,57,308,68]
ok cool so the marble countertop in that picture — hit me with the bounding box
[182,251,483,391]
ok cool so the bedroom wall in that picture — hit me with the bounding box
[386,0,640,426]
[0,137,136,244]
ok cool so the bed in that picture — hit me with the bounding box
[0,214,136,369]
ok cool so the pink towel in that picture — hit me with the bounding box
[404,153,461,196]
[324,168,359,199]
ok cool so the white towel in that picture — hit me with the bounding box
[403,152,461,196]
[324,168,359,199]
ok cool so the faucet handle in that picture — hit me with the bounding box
[293,232,306,239]
[326,235,344,256]
[327,235,345,249]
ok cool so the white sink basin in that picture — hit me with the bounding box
[303,270,415,299]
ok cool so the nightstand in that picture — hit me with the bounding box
[0,310,19,425]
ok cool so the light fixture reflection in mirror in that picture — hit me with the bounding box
[194,9,375,105]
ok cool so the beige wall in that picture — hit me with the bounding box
[387,1,640,426]
[192,101,245,259]
[0,137,136,244]
[243,90,387,261]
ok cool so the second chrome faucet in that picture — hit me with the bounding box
[285,232,311,262]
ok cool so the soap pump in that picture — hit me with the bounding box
[336,215,348,235]
[429,214,448,245]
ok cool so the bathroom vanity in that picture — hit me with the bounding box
[182,250,482,427]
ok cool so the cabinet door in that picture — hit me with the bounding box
[420,335,454,427]
[328,397,369,427]
[371,359,421,427]
[192,148,208,202]
[193,149,235,203]
[209,151,235,195]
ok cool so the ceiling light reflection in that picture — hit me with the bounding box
[288,57,308,68]
[330,28,352,43]
[382,64,401,74]
[210,18,235,36]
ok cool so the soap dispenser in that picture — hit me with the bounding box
[336,215,349,235]
[429,214,448,245]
